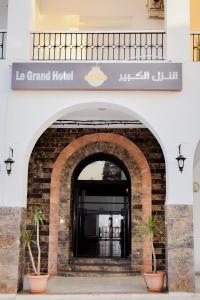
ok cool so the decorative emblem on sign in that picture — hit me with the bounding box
[84,66,108,87]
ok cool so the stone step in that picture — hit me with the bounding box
[70,257,131,265]
[68,264,132,272]
[67,257,133,276]
[65,270,135,277]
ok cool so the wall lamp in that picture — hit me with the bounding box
[176,144,186,173]
[4,148,15,176]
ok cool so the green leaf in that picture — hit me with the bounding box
[135,215,164,242]
[23,230,32,246]
[33,207,44,228]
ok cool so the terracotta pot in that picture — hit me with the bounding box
[27,273,49,294]
[143,271,165,292]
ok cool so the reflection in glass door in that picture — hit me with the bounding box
[99,214,123,257]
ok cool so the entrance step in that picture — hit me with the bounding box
[70,257,131,264]
[65,271,134,277]
[66,257,133,277]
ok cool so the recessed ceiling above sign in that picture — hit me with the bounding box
[11,62,182,91]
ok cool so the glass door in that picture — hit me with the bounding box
[73,159,131,258]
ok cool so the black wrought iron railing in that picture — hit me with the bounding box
[191,33,200,61]
[31,31,166,61]
[0,31,6,59]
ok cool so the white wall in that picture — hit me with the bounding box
[0,0,8,29]
[165,0,190,61]
[2,61,200,208]
[193,142,200,272]
[35,0,164,30]
[0,62,11,206]
[6,0,34,61]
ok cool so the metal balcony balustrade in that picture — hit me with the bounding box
[0,31,6,59]
[191,33,200,61]
[31,31,166,61]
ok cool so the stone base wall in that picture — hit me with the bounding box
[26,128,166,274]
[0,208,25,293]
[166,205,195,292]
[0,204,196,293]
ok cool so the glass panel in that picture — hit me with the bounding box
[79,196,125,212]
[78,160,127,180]
[98,214,123,257]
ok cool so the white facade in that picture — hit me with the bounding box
[0,0,200,293]
[0,0,8,29]
[0,0,199,208]
[194,142,200,272]
[35,0,164,30]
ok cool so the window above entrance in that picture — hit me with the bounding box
[78,160,127,181]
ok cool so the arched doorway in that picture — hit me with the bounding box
[11,102,166,291]
[72,153,131,258]
[48,133,153,275]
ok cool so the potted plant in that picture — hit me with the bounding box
[24,207,49,294]
[135,215,165,292]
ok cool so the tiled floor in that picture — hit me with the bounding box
[23,275,149,294]
[1,276,200,300]
[22,275,200,295]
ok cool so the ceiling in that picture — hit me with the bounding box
[51,107,145,128]
[35,0,164,31]
[37,0,136,17]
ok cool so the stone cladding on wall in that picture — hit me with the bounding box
[0,208,26,293]
[166,205,195,292]
[26,128,166,274]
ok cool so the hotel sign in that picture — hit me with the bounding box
[12,62,182,91]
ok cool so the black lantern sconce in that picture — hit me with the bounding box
[4,148,15,176]
[176,144,186,173]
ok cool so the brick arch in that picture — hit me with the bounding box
[48,133,152,275]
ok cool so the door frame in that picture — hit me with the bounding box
[72,154,131,259]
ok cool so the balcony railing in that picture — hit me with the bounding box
[191,33,200,61]
[0,31,6,59]
[31,31,166,61]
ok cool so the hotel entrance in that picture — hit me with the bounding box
[25,126,166,278]
[73,156,131,258]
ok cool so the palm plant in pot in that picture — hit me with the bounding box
[24,207,49,294]
[135,215,165,292]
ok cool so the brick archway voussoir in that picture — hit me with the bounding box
[49,133,152,275]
